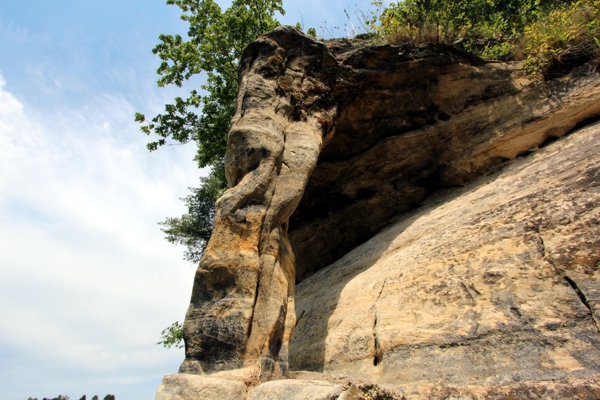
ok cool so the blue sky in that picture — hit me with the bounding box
[0,1,378,399]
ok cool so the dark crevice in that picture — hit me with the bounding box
[247,272,262,339]
[516,115,600,158]
[564,276,600,333]
[538,233,547,258]
[568,114,600,135]
[373,278,387,367]
[460,281,477,305]
[373,315,380,366]
[537,135,560,150]
[295,310,305,328]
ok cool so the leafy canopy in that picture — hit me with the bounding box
[138,0,285,350]
[135,0,285,168]
[159,162,227,263]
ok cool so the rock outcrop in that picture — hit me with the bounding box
[291,119,600,386]
[163,25,600,398]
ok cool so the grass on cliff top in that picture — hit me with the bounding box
[371,0,600,80]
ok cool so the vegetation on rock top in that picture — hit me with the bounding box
[377,0,600,79]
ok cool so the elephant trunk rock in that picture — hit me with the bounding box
[179,26,337,379]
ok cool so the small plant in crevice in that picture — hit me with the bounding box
[157,320,184,349]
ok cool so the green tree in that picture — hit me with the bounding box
[136,0,285,265]
[135,0,284,167]
[137,0,285,350]
[159,162,226,263]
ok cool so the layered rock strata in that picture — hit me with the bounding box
[291,119,600,388]
[178,24,600,385]
[156,369,600,399]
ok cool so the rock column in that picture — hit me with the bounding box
[179,26,337,378]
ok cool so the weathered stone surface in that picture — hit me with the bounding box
[156,372,600,399]
[247,379,344,400]
[178,24,600,387]
[291,120,600,387]
[155,374,247,400]
[289,46,600,282]
[399,373,600,399]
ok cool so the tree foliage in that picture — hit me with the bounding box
[157,321,185,349]
[378,0,577,60]
[136,0,284,267]
[159,162,226,263]
[136,0,284,168]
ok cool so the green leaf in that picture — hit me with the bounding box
[157,321,185,349]
[135,0,284,168]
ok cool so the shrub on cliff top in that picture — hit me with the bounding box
[378,0,569,51]
[377,0,600,78]
[521,0,600,79]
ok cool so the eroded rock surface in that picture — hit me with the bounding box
[155,374,248,400]
[174,24,600,395]
[291,120,600,388]
[288,42,600,282]
[156,372,600,399]
[179,27,338,377]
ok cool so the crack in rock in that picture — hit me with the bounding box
[564,275,600,333]
[372,278,387,367]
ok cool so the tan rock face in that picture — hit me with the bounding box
[156,372,600,399]
[180,27,338,377]
[291,120,600,387]
[155,374,247,400]
[289,47,600,283]
[179,25,600,384]
[247,380,344,400]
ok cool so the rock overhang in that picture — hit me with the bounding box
[284,26,600,283]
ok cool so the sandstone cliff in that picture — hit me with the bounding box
[157,26,600,399]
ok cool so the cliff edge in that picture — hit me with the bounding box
[157,26,600,399]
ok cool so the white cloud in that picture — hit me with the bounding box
[0,72,200,399]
